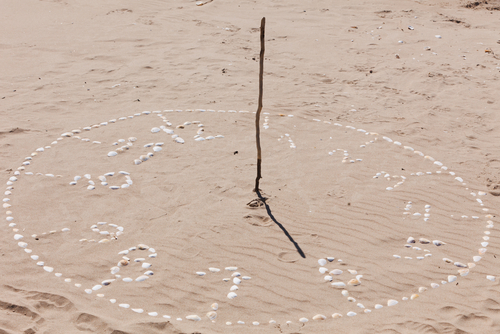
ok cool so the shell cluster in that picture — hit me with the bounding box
[3,108,497,327]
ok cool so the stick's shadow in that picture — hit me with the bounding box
[253,190,306,258]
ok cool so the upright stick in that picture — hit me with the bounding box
[254,17,265,193]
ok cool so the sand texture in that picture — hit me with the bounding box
[1,0,500,333]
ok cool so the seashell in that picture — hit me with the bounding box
[348,279,361,286]
[153,146,162,152]
[312,314,326,321]
[448,275,457,283]
[237,321,245,324]
[330,269,343,275]
[87,185,95,190]
[207,311,217,321]
[18,242,28,248]
[407,237,415,243]
[357,303,365,308]
[411,294,419,300]
[431,283,439,288]
[136,275,149,282]
[225,266,238,271]
[119,304,130,308]
[318,258,327,266]
[148,312,158,316]
[393,255,401,258]
[132,309,143,313]
[31,255,39,260]
[347,312,357,317]
[230,285,238,291]
[455,262,467,268]
[332,313,343,318]
[387,299,398,306]
[122,278,133,282]
[85,289,92,294]
[348,297,356,302]
[433,240,445,246]
[227,292,237,299]
[319,267,328,274]
[118,259,129,267]
[443,258,453,263]
[299,318,308,323]
[43,266,54,273]
[233,277,241,285]
[144,271,154,276]
[92,285,102,291]
[479,248,487,255]
[418,287,427,293]
[375,304,383,309]
[458,268,469,276]
[137,244,149,250]
[242,276,251,280]
[175,137,184,144]
[151,127,161,133]
[211,303,218,311]
[108,151,118,157]
[98,239,110,243]
[196,272,206,276]
[324,275,333,281]
[140,155,149,162]
[37,261,44,266]
[102,279,115,286]
[419,238,430,244]
[142,262,152,269]
[473,256,482,262]
[331,282,346,288]
[487,275,496,282]
[14,234,23,240]
[109,186,119,190]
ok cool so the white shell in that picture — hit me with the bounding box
[151,127,161,133]
[387,299,398,306]
[207,311,217,321]
[136,275,149,282]
[299,318,308,323]
[347,312,357,317]
[108,151,118,157]
[487,275,496,282]
[330,269,343,275]
[227,292,237,299]
[312,314,326,321]
[175,137,185,144]
[318,259,327,266]
[331,282,346,288]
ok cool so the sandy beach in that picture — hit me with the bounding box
[1,0,500,333]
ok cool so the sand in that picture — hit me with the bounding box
[1,0,500,333]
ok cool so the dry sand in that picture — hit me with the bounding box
[2,0,500,333]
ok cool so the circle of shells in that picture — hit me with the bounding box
[3,108,496,327]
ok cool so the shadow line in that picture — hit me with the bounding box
[255,190,306,258]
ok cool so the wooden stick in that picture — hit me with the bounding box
[254,17,265,193]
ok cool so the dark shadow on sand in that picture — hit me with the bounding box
[255,190,306,258]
